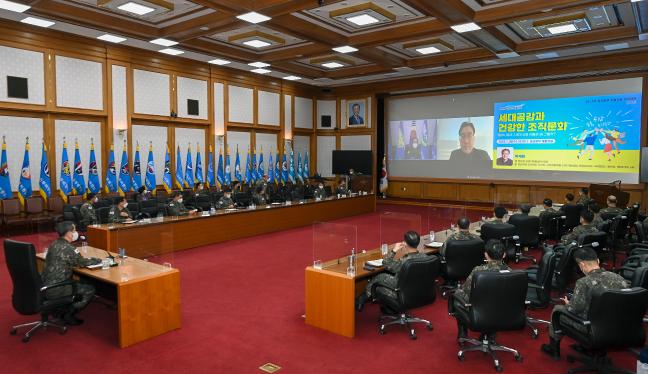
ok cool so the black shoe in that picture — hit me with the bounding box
[63,312,84,326]
[355,294,368,312]
[541,343,561,361]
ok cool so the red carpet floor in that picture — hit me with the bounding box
[0,204,639,373]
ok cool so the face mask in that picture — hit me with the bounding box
[319,185,323,189]
[71,231,79,242]
[123,202,128,208]
[178,198,183,203]
[93,198,98,203]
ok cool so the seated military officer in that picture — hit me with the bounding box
[559,193,576,211]
[449,239,510,338]
[79,193,98,227]
[108,196,133,223]
[588,202,604,228]
[559,210,599,246]
[440,217,479,257]
[168,191,197,216]
[541,247,629,360]
[217,188,235,209]
[194,182,207,198]
[336,179,349,196]
[41,221,101,325]
[252,185,267,205]
[488,206,507,223]
[599,195,624,217]
[313,182,326,200]
[576,187,592,206]
[539,198,557,221]
[135,185,151,202]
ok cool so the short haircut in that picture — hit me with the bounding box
[574,247,598,262]
[485,239,505,260]
[494,206,507,219]
[173,191,183,198]
[87,192,96,200]
[607,195,617,204]
[404,231,420,248]
[581,187,589,195]
[458,121,475,136]
[458,217,470,230]
[501,148,510,155]
[566,193,574,202]
[543,198,552,207]
[520,204,531,214]
[56,221,75,237]
[118,196,127,203]
[580,209,594,223]
[352,103,360,110]
[588,201,600,213]
[138,186,145,194]
[222,187,231,193]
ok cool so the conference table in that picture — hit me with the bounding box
[304,223,480,338]
[87,194,375,258]
[37,247,181,348]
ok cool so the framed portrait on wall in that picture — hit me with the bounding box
[346,99,366,128]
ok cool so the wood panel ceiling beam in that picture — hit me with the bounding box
[406,47,494,68]
[348,19,448,47]
[181,38,259,61]
[324,64,389,79]
[515,25,637,53]
[404,0,474,24]
[261,43,332,62]
[272,61,326,79]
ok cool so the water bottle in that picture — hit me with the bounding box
[429,231,435,242]
[109,206,115,217]
[349,248,356,267]
[210,205,216,215]
[638,347,648,374]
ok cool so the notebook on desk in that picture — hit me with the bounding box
[366,259,383,267]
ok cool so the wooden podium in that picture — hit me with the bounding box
[589,182,630,208]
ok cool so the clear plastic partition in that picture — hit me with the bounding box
[312,221,357,275]
[380,211,422,250]
[114,223,175,281]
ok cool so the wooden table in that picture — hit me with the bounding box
[88,194,376,258]
[37,247,181,348]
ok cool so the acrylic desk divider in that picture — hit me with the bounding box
[380,211,422,252]
[116,224,175,280]
[312,221,358,275]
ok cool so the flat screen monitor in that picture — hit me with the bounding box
[332,150,372,175]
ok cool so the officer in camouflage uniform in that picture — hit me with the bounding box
[41,221,101,325]
[441,217,480,257]
[168,191,196,216]
[599,195,624,217]
[313,183,326,200]
[336,180,349,196]
[541,247,629,360]
[538,198,558,221]
[252,185,267,205]
[487,206,508,224]
[588,202,604,228]
[559,210,599,246]
[108,196,133,223]
[217,188,235,209]
[356,231,428,310]
[79,193,98,228]
[576,187,592,206]
[450,239,510,337]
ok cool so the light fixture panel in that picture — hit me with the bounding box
[208,59,231,65]
[150,38,178,47]
[248,62,270,68]
[332,46,358,53]
[451,22,481,33]
[117,2,155,16]
[20,17,55,28]
[346,14,380,26]
[243,39,271,48]
[0,0,30,13]
[97,34,127,43]
[237,12,271,24]
[159,48,184,55]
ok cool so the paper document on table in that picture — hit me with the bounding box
[366,259,383,267]
[425,241,444,248]
[122,219,138,224]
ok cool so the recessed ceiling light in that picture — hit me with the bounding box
[536,52,559,59]
[248,62,270,68]
[283,75,301,81]
[0,0,30,13]
[20,17,55,28]
[208,58,231,65]
[243,39,271,48]
[251,68,271,74]
[150,38,178,47]
[496,51,520,58]
[346,14,379,26]
[393,66,413,71]
[451,22,481,33]
[415,46,441,55]
[322,62,344,69]
[547,24,577,35]
[97,34,127,43]
[332,45,358,53]
[159,48,184,56]
[631,0,644,3]
[117,2,155,16]
[236,11,271,24]
[604,42,629,51]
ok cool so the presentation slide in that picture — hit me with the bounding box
[493,93,641,174]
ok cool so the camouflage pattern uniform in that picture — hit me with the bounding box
[591,213,603,228]
[560,224,599,245]
[217,195,234,209]
[336,184,349,195]
[108,205,132,223]
[167,200,189,216]
[440,230,480,256]
[365,249,429,299]
[549,268,628,340]
[599,206,624,216]
[577,195,591,206]
[539,207,557,221]
[252,192,267,205]
[313,187,326,200]
[79,201,97,226]
[41,238,100,311]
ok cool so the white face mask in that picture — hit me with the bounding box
[71,231,79,242]
[319,185,323,189]
[123,202,128,208]
[178,198,183,203]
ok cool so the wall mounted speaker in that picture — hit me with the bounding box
[187,99,199,116]
[321,115,331,128]
[7,76,28,99]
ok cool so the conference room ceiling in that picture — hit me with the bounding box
[4,0,648,87]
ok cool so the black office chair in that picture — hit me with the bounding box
[617,254,648,282]
[139,199,159,217]
[556,288,648,374]
[539,211,562,242]
[563,204,584,231]
[525,250,558,337]
[481,223,535,264]
[450,270,527,372]
[508,214,540,249]
[632,221,647,244]
[630,266,648,289]
[552,243,579,293]
[70,205,85,231]
[440,238,485,297]
[195,195,212,211]
[372,256,440,339]
[233,192,250,207]
[607,215,630,265]
[600,211,622,221]
[93,206,109,224]
[4,239,74,342]
[578,231,611,267]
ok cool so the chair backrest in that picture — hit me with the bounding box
[619,254,648,280]
[211,191,224,202]
[634,221,646,243]
[539,211,562,240]
[233,192,250,206]
[71,205,83,227]
[2,199,21,216]
[396,256,441,310]
[444,238,485,280]
[3,239,42,315]
[480,222,516,242]
[578,231,607,248]
[25,197,44,214]
[631,266,648,289]
[610,215,629,240]
[564,204,584,230]
[94,199,111,209]
[554,244,578,291]
[600,211,621,221]
[587,288,648,349]
[48,196,64,213]
[68,195,83,205]
[468,270,528,332]
[531,250,558,306]
[196,195,212,210]
[508,214,540,247]
[95,206,110,224]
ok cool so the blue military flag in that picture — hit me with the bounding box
[250,149,257,183]
[184,144,194,189]
[195,143,203,185]
[87,139,100,194]
[268,151,274,184]
[18,138,32,207]
[297,152,303,183]
[224,147,231,185]
[175,146,183,190]
[275,151,281,185]
[59,139,72,202]
[145,142,156,194]
[105,144,117,193]
[118,141,131,196]
[206,145,214,188]
[303,151,310,180]
[282,153,289,184]
[163,145,172,193]
[0,138,10,199]
[234,146,242,182]
[72,140,86,198]
[216,146,224,187]
[258,147,264,179]
[245,148,252,185]
[132,142,142,192]
[289,147,295,183]
[39,142,52,203]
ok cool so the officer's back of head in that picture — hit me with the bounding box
[485,239,505,261]
[519,204,531,214]
[580,210,594,225]
[543,198,553,208]
[403,231,420,249]
[494,206,506,219]
[457,217,470,230]
[56,221,75,237]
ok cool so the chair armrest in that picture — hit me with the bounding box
[554,308,591,326]
[528,283,544,290]
[40,280,77,293]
